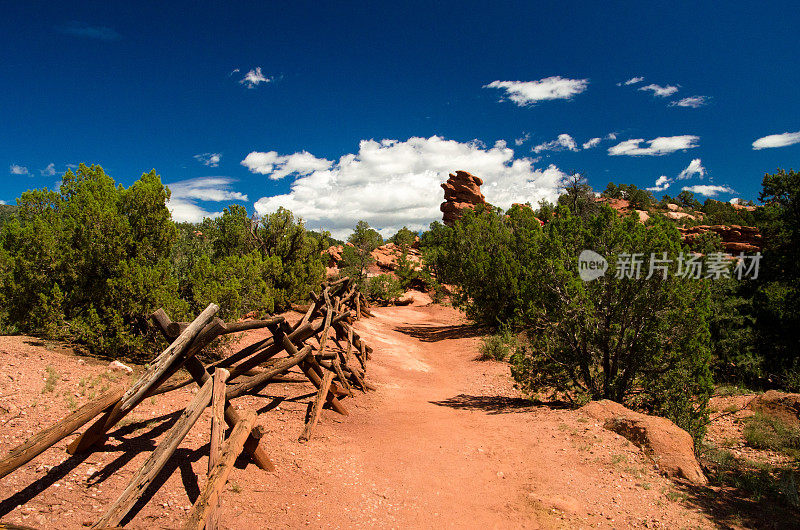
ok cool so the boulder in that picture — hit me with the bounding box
[108,360,133,374]
[746,390,800,429]
[324,241,423,276]
[322,245,343,267]
[635,210,650,223]
[664,211,697,221]
[370,243,423,272]
[666,203,680,211]
[440,170,487,226]
[581,400,707,485]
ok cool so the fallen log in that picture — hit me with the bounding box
[299,370,334,442]
[207,368,229,530]
[226,345,312,400]
[93,376,215,528]
[69,304,221,454]
[182,410,257,530]
[150,310,275,472]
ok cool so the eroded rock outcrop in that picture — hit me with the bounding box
[322,241,423,277]
[679,225,762,253]
[440,170,486,226]
[746,390,800,429]
[581,400,707,485]
[370,242,423,272]
[594,197,762,253]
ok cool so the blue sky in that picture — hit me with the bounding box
[2,1,798,237]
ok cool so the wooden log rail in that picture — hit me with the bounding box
[0,278,378,529]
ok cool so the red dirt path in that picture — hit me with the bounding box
[0,297,733,528]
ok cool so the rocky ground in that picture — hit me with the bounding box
[0,295,797,528]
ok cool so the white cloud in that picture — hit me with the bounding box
[239,67,272,88]
[677,158,705,180]
[40,163,56,176]
[582,137,601,149]
[9,164,28,175]
[606,132,617,140]
[647,176,672,192]
[682,184,734,197]
[752,131,800,150]
[165,177,247,223]
[194,152,221,167]
[247,136,570,239]
[639,84,679,97]
[533,134,579,154]
[241,151,333,180]
[167,200,224,223]
[608,135,699,156]
[671,96,708,108]
[623,76,644,85]
[484,76,589,106]
[167,177,247,202]
[514,132,530,146]
[0,200,6,205]
[645,158,706,192]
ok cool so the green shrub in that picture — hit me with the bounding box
[743,413,800,456]
[420,203,543,327]
[479,329,516,361]
[0,165,325,362]
[0,165,186,360]
[703,445,799,506]
[366,274,403,303]
[423,201,713,444]
[340,220,382,289]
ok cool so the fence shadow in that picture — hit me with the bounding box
[430,394,571,414]
[673,480,800,530]
[0,451,91,517]
[395,324,486,342]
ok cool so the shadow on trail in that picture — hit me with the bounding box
[430,394,571,414]
[674,481,800,530]
[395,324,486,342]
[0,410,183,518]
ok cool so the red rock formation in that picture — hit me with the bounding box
[595,197,631,212]
[440,170,486,226]
[593,197,760,253]
[322,242,423,276]
[678,225,762,253]
[747,391,800,429]
[377,243,422,271]
[732,202,757,212]
[322,245,344,268]
[581,400,707,485]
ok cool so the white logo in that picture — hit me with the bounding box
[578,250,608,282]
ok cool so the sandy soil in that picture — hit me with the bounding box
[0,298,789,528]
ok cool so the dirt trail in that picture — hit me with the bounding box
[0,299,722,528]
[236,299,714,529]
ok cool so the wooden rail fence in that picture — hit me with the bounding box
[0,277,375,528]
